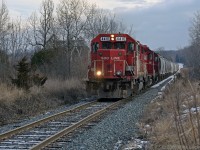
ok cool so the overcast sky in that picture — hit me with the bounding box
[3,0,200,50]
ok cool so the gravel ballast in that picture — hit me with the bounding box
[61,79,171,150]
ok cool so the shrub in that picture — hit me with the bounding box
[12,57,47,90]
[31,49,55,67]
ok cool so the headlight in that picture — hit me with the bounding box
[96,71,102,76]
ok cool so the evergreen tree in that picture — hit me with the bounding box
[12,57,31,89]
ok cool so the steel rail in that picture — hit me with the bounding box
[30,99,124,150]
[0,100,97,140]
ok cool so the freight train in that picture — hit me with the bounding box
[86,33,179,98]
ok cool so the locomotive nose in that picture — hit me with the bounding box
[97,49,126,78]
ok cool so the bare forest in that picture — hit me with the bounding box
[0,0,132,125]
[0,0,132,82]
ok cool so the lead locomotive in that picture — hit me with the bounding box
[86,33,179,98]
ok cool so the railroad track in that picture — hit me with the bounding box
[0,99,126,149]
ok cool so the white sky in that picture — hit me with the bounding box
[5,0,163,17]
[88,0,164,9]
[3,0,200,50]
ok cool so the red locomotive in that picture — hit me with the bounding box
[86,33,179,98]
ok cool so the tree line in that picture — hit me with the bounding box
[178,11,200,79]
[0,0,132,84]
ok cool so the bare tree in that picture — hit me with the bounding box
[84,4,130,43]
[84,5,114,40]
[0,1,9,52]
[0,1,11,81]
[28,0,54,50]
[189,11,200,47]
[8,19,30,63]
[187,11,200,78]
[57,0,88,78]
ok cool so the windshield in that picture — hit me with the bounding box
[114,42,125,49]
[102,42,112,49]
[101,42,126,49]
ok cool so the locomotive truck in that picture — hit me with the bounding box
[86,33,179,98]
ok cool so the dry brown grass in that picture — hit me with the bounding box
[45,78,84,93]
[44,78,86,103]
[140,78,200,149]
[0,83,25,103]
[0,78,86,126]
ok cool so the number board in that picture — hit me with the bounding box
[100,37,110,41]
[116,37,126,41]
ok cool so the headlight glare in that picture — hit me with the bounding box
[96,71,102,76]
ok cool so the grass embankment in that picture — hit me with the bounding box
[140,72,200,149]
[0,78,86,126]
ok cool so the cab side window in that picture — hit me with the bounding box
[92,42,99,52]
[128,42,134,52]
[135,43,140,52]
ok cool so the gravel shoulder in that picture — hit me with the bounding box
[62,79,171,150]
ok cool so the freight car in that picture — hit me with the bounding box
[86,33,179,98]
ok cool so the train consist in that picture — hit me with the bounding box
[86,33,179,98]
